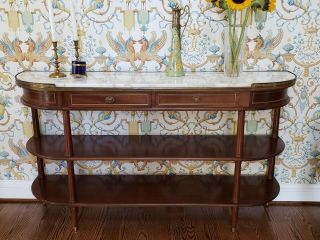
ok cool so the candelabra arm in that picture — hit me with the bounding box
[74,40,80,61]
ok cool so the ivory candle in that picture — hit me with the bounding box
[68,0,79,41]
[47,0,57,42]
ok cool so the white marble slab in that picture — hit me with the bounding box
[16,71,296,89]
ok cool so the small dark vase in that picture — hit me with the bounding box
[71,60,87,77]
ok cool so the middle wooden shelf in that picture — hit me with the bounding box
[27,135,284,161]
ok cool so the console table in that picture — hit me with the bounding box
[16,71,296,232]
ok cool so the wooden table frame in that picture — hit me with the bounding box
[16,71,296,232]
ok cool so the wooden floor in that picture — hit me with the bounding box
[0,204,319,240]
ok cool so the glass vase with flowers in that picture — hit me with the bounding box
[205,0,276,77]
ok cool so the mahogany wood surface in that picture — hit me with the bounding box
[70,92,152,108]
[31,175,280,207]
[231,110,246,231]
[31,109,45,181]
[26,135,285,161]
[20,88,292,111]
[0,204,319,240]
[62,110,78,230]
[268,108,281,180]
[15,71,296,232]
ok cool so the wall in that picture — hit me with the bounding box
[0,0,319,200]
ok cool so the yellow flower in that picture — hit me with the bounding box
[253,0,276,12]
[266,0,276,12]
[225,0,252,10]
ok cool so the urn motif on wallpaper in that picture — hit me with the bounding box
[0,0,319,185]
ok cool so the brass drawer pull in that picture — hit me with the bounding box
[193,96,200,103]
[105,96,115,104]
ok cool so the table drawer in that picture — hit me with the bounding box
[155,93,238,108]
[69,93,151,108]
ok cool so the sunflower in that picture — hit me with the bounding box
[252,0,276,12]
[264,0,276,12]
[225,0,252,10]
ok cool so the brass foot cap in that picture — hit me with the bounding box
[49,72,67,78]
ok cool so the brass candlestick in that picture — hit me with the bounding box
[49,41,66,78]
[74,40,80,60]
[71,40,87,77]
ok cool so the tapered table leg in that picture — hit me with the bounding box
[32,109,45,178]
[31,109,46,205]
[232,161,242,232]
[231,110,245,232]
[67,160,78,231]
[267,108,281,180]
[71,207,78,232]
[231,207,239,233]
[37,157,46,207]
[63,110,78,231]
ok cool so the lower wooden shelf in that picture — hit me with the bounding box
[32,175,280,207]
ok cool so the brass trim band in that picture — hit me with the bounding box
[71,73,88,77]
[72,63,87,67]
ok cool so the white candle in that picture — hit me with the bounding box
[68,0,79,41]
[47,0,57,42]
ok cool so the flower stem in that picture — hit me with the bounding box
[234,8,250,60]
[226,6,251,77]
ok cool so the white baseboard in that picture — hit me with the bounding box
[275,184,320,202]
[0,180,319,202]
[0,180,35,199]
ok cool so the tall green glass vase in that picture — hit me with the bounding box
[166,26,185,77]
[166,7,185,77]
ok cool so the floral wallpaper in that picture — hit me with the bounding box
[0,0,319,185]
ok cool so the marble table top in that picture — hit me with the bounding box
[16,71,296,90]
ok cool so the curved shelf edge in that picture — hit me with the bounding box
[26,135,285,162]
[32,175,280,207]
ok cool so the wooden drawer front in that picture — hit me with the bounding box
[251,90,288,106]
[22,89,58,108]
[156,93,237,108]
[70,93,151,108]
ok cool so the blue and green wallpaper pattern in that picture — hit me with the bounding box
[0,0,319,185]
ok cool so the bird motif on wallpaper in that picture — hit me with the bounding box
[0,33,25,69]
[50,0,67,11]
[0,72,11,83]
[0,104,6,121]
[24,33,52,69]
[0,94,11,123]
[5,139,35,180]
[106,32,137,70]
[249,30,283,68]
[84,0,107,15]
[242,37,251,68]
[136,31,167,70]
[8,139,31,160]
